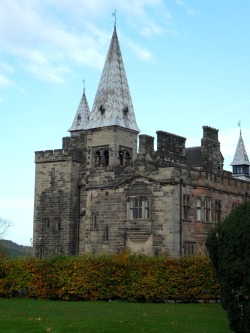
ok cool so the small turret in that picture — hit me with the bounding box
[230,130,250,181]
[68,86,90,134]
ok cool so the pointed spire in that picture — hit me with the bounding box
[230,130,250,166]
[85,26,140,132]
[68,83,90,132]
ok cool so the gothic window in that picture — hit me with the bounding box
[125,151,130,164]
[104,225,109,242]
[41,192,46,205]
[76,114,81,126]
[51,167,55,187]
[204,197,212,222]
[214,200,221,223]
[103,150,109,166]
[93,147,109,168]
[91,214,97,230]
[95,151,101,167]
[43,218,50,231]
[119,150,124,165]
[196,197,202,221]
[127,196,150,220]
[183,242,197,255]
[183,194,190,219]
[54,218,61,231]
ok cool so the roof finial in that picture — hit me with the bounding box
[83,79,85,94]
[238,120,241,134]
[112,9,117,27]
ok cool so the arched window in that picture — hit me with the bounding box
[95,151,101,167]
[119,150,124,165]
[103,150,109,166]
[125,151,130,164]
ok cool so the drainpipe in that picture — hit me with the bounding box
[76,185,81,255]
[180,179,183,257]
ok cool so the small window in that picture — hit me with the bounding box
[103,150,109,166]
[214,200,221,223]
[91,214,97,230]
[76,114,81,125]
[125,151,130,164]
[99,104,105,114]
[119,150,124,165]
[184,242,197,255]
[43,218,50,230]
[54,218,61,231]
[128,196,150,220]
[95,151,101,167]
[104,225,109,242]
[183,194,190,219]
[196,197,202,221]
[204,197,212,222]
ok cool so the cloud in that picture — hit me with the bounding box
[127,40,153,61]
[0,0,179,83]
[174,0,196,16]
[212,100,250,120]
[0,74,13,88]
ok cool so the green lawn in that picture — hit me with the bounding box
[0,298,231,333]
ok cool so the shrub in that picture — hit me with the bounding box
[0,253,220,302]
[206,202,250,333]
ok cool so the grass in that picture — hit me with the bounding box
[0,298,231,333]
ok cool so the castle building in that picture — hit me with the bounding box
[33,26,250,258]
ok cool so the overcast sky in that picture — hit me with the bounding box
[0,0,250,246]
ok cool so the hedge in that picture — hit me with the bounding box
[0,254,220,302]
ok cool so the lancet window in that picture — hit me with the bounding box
[118,146,132,165]
[93,146,109,167]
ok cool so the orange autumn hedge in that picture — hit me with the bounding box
[0,254,220,301]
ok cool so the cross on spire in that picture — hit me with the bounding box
[112,10,116,27]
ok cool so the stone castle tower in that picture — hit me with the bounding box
[33,26,250,258]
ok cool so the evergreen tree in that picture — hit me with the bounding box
[206,202,250,333]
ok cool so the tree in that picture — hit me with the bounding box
[206,202,250,333]
[0,217,13,240]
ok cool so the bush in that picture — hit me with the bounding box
[0,253,220,302]
[206,202,250,333]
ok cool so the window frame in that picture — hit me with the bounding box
[127,196,150,220]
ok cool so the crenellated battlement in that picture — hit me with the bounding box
[35,148,81,163]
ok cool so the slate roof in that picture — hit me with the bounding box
[68,89,90,132]
[230,130,250,166]
[85,27,140,132]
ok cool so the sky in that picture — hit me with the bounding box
[0,0,250,246]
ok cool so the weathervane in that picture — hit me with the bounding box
[83,79,85,94]
[238,120,242,134]
[112,9,117,27]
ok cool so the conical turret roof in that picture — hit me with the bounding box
[68,89,90,132]
[85,27,140,132]
[230,130,250,166]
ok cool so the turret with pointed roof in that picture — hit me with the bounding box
[85,26,139,132]
[68,87,90,133]
[231,130,250,180]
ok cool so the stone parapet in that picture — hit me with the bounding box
[35,149,81,163]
